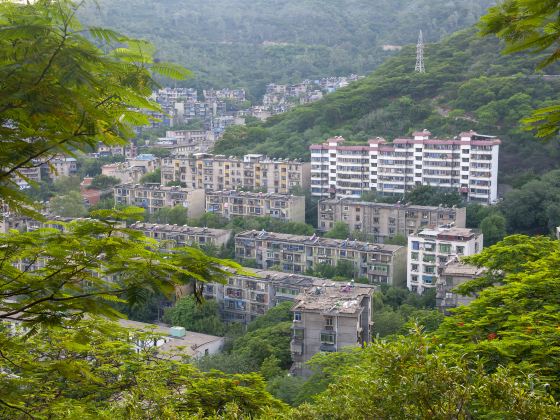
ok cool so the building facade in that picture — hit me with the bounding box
[310,130,500,204]
[206,190,305,223]
[161,153,310,194]
[407,227,483,294]
[318,198,466,241]
[129,222,232,248]
[436,257,485,314]
[201,269,329,324]
[290,283,375,376]
[235,230,407,286]
[114,184,206,218]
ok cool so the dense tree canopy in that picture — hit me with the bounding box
[213,27,560,182]
[480,0,560,138]
[81,0,494,98]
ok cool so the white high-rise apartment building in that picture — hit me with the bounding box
[310,130,500,204]
[407,227,483,294]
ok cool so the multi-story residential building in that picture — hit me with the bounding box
[436,257,485,314]
[201,269,329,324]
[160,153,310,194]
[318,198,466,242]
[161,130,217,156]
[114,184,205,218]
[407,227,483,294]
[12,155,77,188]
[290,283,375,376]
[96,144,137,159]
[101,162,132,183]
[235,230,407,286]
[206,190,305,223]
[50,157,77,179]
[129,222,232,248]
[310,130,500,204]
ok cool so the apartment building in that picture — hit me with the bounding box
[160,153,310,194]
[162,130,216,156]
[407,227,483,294]
[436,257,485,314]
[201,269,329,324]
[12,156,77,188]
[310,130,500,204]
[129,222,232,248]
[235,230,407,286]
[206,190,305,223]
[318,198,466,242]
[114,184,205,218]
[290,283,375,376]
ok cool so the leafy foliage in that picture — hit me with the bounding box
[164,295,226,336]
[49,190,88,217]
[139,168,161,184]
[0,0,188,216]
[0,318,287,418]
[0,208,242,326]
[438,235,560,396]
[291,329,559,419]
[480,0,560,138]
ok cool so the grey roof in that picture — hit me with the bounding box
[291,284,375,315]
[236,230,404,253]
[320,198,461,212]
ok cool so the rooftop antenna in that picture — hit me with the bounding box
[415,30,425,74]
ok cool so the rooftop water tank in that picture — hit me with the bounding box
[170,326,186,338]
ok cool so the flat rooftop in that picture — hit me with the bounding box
[320,198,461,212]
[236,230,404,253]
[207,190,302,200]
[129,222,231,237]
[118,319,223,358]
[291,284,375,315]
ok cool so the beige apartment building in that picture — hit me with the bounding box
[201,269,331,324]
[129,222,232,248]
[235,230,407,286]
[318,198,466,242]
[436,257,485,314]
[114,184,206,218]
[160,153,310,194]
[290,283,375,376]
[206,190,305,223]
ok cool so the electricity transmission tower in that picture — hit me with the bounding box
[415,30,425,73]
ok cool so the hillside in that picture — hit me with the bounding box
[80,0,494,98]
[213,27,560,180]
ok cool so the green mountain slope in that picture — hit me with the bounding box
[80,0,494,98]
[213,27,560,180]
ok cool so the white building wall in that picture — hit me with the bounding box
[407,229,483,294]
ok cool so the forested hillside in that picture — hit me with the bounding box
[80,0,494,98]
[213,27,560,181]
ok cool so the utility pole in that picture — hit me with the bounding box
[415,30,425,73]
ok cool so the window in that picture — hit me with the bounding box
[456,246,465,255]
[320,332,336,344]
[423,254,435,263]
[325,316,334,327]
[294,312,302,321]
[411,252,419,261]
[411,241,420,250]
[439,244,451,253]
